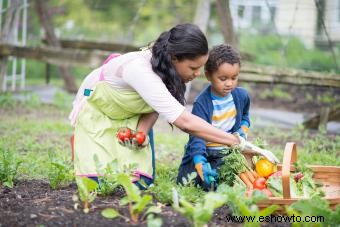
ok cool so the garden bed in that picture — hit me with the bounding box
[0,83,339,226]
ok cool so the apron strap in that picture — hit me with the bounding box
[99,53,121,81]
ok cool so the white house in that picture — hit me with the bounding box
[229,0,340,48]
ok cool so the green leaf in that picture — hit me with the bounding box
[146,214,163,227]
[133,194,153,214]
[3,181,13,188]
[101,208,120,219]
[76,177,98,201]
[203,192,226,211]
[258,205,279,217]
[145,206,162,215]
[119,196,129,206]
[194,208,212,224]
[117,173,141,202]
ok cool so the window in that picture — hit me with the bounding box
[252,6,262,24]
[269,6,276,21]
[238,5,245,18]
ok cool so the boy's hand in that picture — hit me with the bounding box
[236,128,247,140]
[193,155,217,186]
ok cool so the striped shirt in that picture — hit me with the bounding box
[207,92,236,149]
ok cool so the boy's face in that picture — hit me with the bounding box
[206,62,240,97]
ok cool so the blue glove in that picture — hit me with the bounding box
[193,155,217,186]
[237,128,247,140]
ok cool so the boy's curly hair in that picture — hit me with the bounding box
[205,44,241,74]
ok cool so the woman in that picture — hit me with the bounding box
[69,23,276,188]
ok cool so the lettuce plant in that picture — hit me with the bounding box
[101,173,162,225]
[173,188,226,227]
[75,177,99,213]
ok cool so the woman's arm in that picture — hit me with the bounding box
[174,110,239,146]
[136,111,159,134]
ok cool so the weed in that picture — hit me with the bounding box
[94,156,120,196]
[47,151,74,189]
[0,92,17,107]
[0,140,22,188]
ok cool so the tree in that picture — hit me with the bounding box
[34,0,77,93]
[185,0,211,100]
[215,0,237,47]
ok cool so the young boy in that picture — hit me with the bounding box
[177,44,250,190]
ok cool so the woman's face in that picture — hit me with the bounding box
[172,54,208,83]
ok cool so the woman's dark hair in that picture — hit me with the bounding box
[151,23,208,105]
[205,44,241,75]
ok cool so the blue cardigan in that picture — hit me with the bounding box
[180,85,250,165]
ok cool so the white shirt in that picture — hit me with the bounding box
[69,50,185,125]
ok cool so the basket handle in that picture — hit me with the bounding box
[282,142,297,199]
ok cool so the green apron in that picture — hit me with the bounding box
[74,82,154,178]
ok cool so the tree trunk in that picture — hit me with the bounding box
[34,0,78,93]
[194,0,211,34]
[215,0,237,47]
[0,0,21,92]
[185,0,211,100]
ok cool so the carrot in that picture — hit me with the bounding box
[245,171,255,183]
[251,170,260,179]
[239,172,253,189]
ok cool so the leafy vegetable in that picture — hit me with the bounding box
[219,148,251,186]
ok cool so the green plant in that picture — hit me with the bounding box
[173,189,226,227]
[47,151,74,189]
[317,92,336,104]
[52,90,74,110]
[286,196,340,226]
[75,177,99,213]
[0,144,22,188]
[0,92,17,108]
[20,92,42,108]
[271,87,293,101]
[259,87,292,101]
[148,165,204,204]
[94,156,120,196]
[101,173,162,225]
[217,184,279,227]
[239,33,340,73]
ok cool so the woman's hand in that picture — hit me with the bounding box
[117,128,149,150]
[234,133,280,164]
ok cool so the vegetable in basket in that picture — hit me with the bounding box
[219,148,258,189]
[266,164,325,198]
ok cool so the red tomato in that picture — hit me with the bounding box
[253,177,267,190]
[117,127,132,142]
[261,188,273,197]
[132,131,146,145]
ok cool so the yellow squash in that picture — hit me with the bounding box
[255,158,276,178]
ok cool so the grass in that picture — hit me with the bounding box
[0,88,339,199]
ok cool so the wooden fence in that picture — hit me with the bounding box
[1,42,340,88]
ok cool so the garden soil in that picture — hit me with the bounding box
[1,82,338,227]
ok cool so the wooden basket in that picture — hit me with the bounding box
[257,142,340,210]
